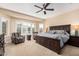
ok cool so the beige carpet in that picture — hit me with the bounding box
[61,45,79,56]
[4,39,79,56]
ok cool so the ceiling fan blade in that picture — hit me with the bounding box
[43,3,45,7]
[44,11,46,14]
[36,9,43,13]
[34,5,43,9]
[45,9,54,11]
[44,3,50,9]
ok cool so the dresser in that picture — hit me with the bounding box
[68,36,79,47]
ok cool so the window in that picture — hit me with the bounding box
[32,24,35,33]
[2,22,6,34]
[16,21,36,35]
[39,23,44,32]
[17,24,22,34]
[0,17,7,34]
[27,23,31,34]
[22,25,27,34]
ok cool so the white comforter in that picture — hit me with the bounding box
[37,32,69,47]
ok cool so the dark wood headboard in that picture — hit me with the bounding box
[49,24,71,34]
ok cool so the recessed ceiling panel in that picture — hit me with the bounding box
[0,3,79,19]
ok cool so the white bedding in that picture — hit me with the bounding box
[37,32,69,47]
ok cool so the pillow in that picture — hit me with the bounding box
[47,30,56,34]
[64,31,70,37]
[55,30,70,36]
[55,30,65,34]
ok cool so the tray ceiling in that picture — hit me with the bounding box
[0,3,79,19]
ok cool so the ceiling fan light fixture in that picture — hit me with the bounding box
[43,9,45,11]
[34,3,54,15]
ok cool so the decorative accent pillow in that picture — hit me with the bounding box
[55,30,65,34]
[47,30,56,34]
[64,31,70,37]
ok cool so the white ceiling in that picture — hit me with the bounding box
[0,3,79,19]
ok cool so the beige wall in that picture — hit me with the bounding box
[0,8,44,35]
[0,13,10,35]
[10,17,43,33]
[45,9,79,31]
[0,8,44,43]
[0,8,43,22]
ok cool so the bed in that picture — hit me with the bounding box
[34,24,71,54]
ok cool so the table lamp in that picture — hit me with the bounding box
[73,25,79,36]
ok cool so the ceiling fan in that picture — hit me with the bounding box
[34,3,54,15]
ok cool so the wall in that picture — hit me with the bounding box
[45,9,79,31]
[0,8,43,22]
[10,18,43,33]
[0,8,43,34]
[0,8,44,43]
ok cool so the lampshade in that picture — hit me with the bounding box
[73,25,79,30]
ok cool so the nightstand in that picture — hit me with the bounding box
[68,36,79,47]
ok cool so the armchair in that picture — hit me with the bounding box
[0,34,5,56]
[11,33,25,44]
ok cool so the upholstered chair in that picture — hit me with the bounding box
[11,33,25,44]
[0,34,5,56]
